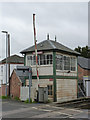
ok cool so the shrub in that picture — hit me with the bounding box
[14,96,20,101]
[48,99,51,103]
[1,96,10,99]
[25,98,32,103]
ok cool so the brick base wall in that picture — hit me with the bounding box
[10,70,22,99]
[0,84,9,96]
[78,65,90,81]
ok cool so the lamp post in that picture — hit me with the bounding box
[1,30,8,96]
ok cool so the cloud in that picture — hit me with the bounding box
[0,2,88,59]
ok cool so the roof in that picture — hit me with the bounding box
[0,54,24,64]
[20,40,80,56]
[78,56,90,70]
[15,66,32,84]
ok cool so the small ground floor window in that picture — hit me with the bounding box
[47,85,53,95]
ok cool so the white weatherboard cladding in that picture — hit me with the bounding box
[20,87,29,101]
[32,79,53,101]
[83,76,90,97]
[86,81,90,97]
[32,65,53,76]
[56,79,77,102]
[56,71,77,76]
[32,79,53,87]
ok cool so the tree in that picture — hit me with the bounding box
[74,46,90,58]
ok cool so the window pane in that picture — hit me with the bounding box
[27,56,32,66]
[33,55,36,65]
[64,56,70,70]
[71,57,76,71]
[56,55,63,70]
[47,85,52,95]
[47,55,50,64]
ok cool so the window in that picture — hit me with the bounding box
[27,56,33,66]
[64,56,70,70]
[56,54,76,71]
[47,85,53,95]
[27,55,39,66]
[1,66,3,73]
[71,57,76,71]
[56,55,63,70]
[47,55,52,64]
[27,54,53,66]
[40,55,46,65]
[40,54,52,65]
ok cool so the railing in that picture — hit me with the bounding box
[78,84,86,97]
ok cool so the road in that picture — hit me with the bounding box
[0,99,90,119]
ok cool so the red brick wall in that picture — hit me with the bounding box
[0,87,1,96]
[0,84,9,96]
[78,65,90,81]
[10,70,22,99]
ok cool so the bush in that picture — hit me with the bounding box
[25,98,32,103]
[48,99,51,103]
[1,96,10,99]
[14,96,20,101]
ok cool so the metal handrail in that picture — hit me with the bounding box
[78,85,86,97]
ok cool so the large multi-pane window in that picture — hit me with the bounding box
[27,54,53,66]
[56,54,76,71]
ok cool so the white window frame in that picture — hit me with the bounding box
[27,53,53,66]
[56,54,76,72]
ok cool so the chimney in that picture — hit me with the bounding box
[55,35,56,42]
[47,33,49,40]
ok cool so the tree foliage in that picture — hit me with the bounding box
[74,46,90,58]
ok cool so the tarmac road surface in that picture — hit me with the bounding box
[1,98,90,119]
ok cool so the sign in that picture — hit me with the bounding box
[49,78,53,81]
[33,51,43,55]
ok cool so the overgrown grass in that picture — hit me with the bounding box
[14,96,20,101]
[47,99,52,103]
[24,98,33,103]
[0,96,10,99]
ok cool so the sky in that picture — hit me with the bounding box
[0,2,88,60]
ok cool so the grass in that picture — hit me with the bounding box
[24,98,37,103]
[0,96,10,99]
[47,99,52,103]
[14,96,20,101]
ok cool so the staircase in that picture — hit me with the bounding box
[78,82,86,98]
